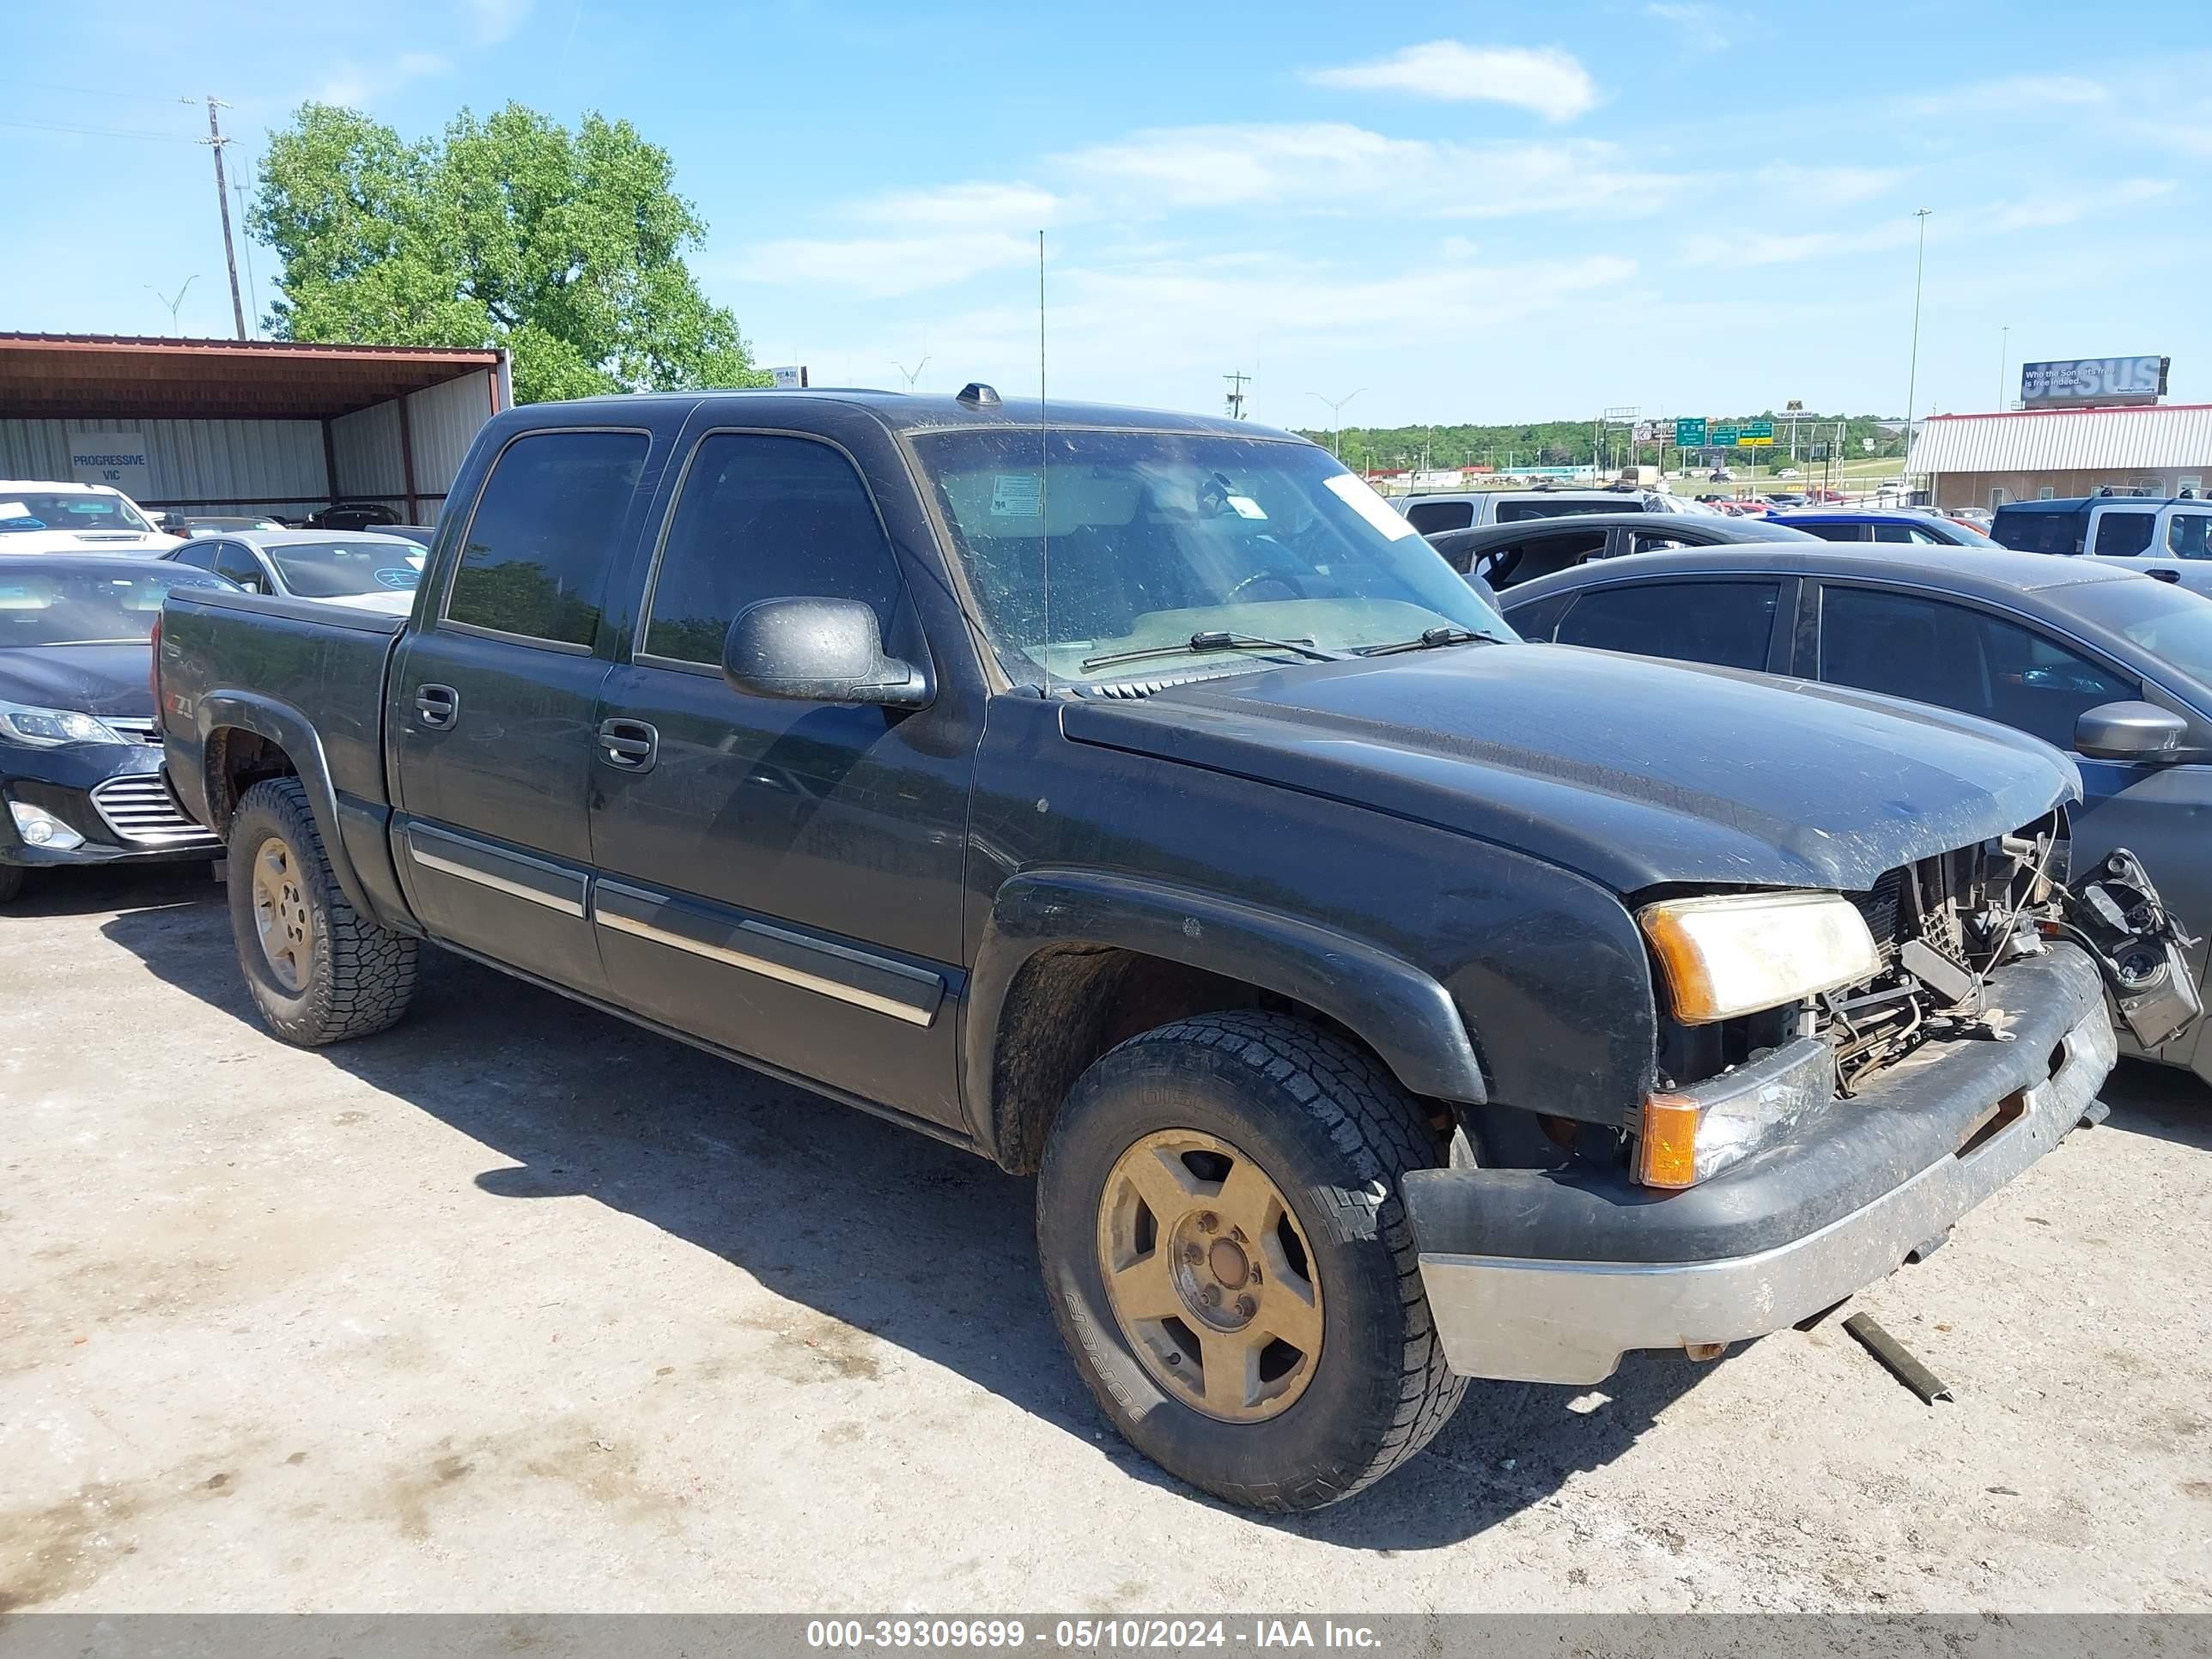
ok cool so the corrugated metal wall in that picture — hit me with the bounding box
[0,415,327,517]
[329,366,495,522]
[0,365,496,524]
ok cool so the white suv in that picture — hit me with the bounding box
[1394,488,1710,535]
[0,481,180,556]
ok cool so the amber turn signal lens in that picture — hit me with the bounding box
[1637,1093,1700,1189]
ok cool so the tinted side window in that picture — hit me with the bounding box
[1405,500,1474,534]
[171,541,221,573]
[212,543,266,589]
[2166,510,2212,560]
[1552,580,1780,672]
[1497,499,1611,523]
[1818,586,2133,749]
[1993,508,2077,554]
[1796,521,1867,543]
[1871,522,1944,544]
[644,434,905,667]
[1504,589,1575,641]
[447,430,648,647]
[2092,510,2156,557]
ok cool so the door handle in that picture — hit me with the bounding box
[415,684,460,728]
[598,717,659,771]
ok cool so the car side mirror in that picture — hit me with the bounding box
[722,597,932,709]
[2074,700,2188,761]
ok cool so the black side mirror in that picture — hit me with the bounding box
[722,598,932,709]
[2074,700,2188,761]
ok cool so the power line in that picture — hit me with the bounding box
[0,117,198,143]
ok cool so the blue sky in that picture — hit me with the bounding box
[11,1,2210,427]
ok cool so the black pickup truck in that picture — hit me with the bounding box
[157,387,2196,1512]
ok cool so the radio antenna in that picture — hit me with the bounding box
[1037,228,1051,697]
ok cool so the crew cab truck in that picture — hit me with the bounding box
[158,389,2195,1511]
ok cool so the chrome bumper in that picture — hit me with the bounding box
[1416,1000,2117,1386]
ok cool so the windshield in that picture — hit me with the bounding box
[0,567,227,647]
[264,539,425,599]
[0,491,155,535]
[2063,580,2212,691]
[914,429,1511,685]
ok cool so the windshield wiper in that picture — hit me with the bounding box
[1079,629,1346,672]
[1359,626,1506,658]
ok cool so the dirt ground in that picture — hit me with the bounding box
[3,863,2208,1613]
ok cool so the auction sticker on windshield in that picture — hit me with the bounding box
[989,473,1042,517]
[374,568,421,590]
[1323,472,1420,540]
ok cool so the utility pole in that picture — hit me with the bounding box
[1904,206,1931,453]
[1308,388,1365,459]
[188,95,248,338]
[1223,369,1251,420]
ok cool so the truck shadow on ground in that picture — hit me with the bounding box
[107,877,1715,1551]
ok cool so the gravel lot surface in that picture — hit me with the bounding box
[3,864,2208,1613]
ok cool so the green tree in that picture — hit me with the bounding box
[252,102,767,403]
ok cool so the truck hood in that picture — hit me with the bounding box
[0,643,152,720]
[1060,643,2080,893]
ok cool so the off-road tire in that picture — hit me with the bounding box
[1037,1011,1466,1512]
[228,778,417,1045]
[0,863,24,905]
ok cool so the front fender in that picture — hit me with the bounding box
[966,868,1489,1163]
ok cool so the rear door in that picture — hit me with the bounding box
[1545,576,1793,672]
[585,422,975,1128]
[2152,503,2212,595]
[388,426,657,995]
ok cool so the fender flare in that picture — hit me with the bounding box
[965,869,1488,1164]
[195,690,377,921]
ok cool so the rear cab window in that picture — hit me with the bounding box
[444,429,650,647]
[1404,499,1474,534]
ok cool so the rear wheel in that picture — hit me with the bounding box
[227,779,417,1045]
[0,864,23,906]
[1037,1012,1465,1512]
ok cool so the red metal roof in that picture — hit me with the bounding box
[0,333,501,422]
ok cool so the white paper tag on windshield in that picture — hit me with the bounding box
[1323,473,1419,540]
[1225,494,1267,520]
[990,472,1043,518]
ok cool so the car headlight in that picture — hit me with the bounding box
[1638,890,1881,1024]
[0,699,126,748]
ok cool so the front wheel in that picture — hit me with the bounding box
[227,778,418,1046]
[0,864,24,906]
[1037,1012,1465,1511]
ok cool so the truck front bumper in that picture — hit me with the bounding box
[1403,945,2114,1386]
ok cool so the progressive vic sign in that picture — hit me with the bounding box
[2019,356,2169,410]
[66,431,154,500]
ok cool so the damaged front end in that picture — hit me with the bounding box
[1638,812,2199,1190]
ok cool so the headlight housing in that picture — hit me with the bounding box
[0,699,126,748]
[1638,890,1881,1025]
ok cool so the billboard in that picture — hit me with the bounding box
[2020,356,2167,409]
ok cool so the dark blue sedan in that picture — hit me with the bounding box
[1770,508,1999,548]
[1500,542,2212,1083]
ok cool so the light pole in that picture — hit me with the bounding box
[1309,389,1365,459]
[1905,207,1932,453]
[1996,325,2009,410]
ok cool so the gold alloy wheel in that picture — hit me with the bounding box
[1096,1128,1324,1423]
[250,836,314,994]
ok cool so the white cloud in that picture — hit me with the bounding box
[726,232,1036,299]
[853,181,1064,228]
[1753,164,1899,205]
[1644,3,1731,52]
[312,52,450,106]
[1678,180,2180,267]
[468,0,533,45]
[1900,73,2107,117]
[1058,122,1681,217]
[1304,42,1598,121]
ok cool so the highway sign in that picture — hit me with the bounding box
[1632,421,1655,443]
[1741,420,1774,444]
[1675,416,1706,447]
[1709,424,1739,446]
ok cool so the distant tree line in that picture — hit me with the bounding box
[1295,415,1910,473]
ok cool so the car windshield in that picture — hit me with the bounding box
[912,428,1512,684]
[264,539,425,599]
[2063,580,2212,691]
[0,491,155,535]
[0,567,223,647]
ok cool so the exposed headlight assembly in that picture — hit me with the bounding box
[0,699,125,748]
[1638,890,1881,1025]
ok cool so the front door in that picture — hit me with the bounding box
[390,427,654,995]
[586,428,974,1128]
